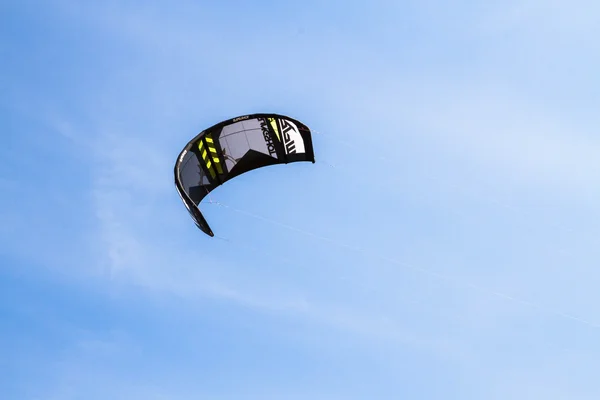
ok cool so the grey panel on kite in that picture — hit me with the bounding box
[174,113,316,237]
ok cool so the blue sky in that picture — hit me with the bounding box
[2,0,600,398]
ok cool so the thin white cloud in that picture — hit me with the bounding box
[7,1,600,398]
[421,87,600,189]
[329,77,600,197]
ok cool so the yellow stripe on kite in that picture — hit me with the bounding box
[268,118,280,141]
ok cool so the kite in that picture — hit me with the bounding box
[174,113,316,237]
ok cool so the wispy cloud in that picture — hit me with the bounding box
[409,83,600,192]
[4,0,600,399]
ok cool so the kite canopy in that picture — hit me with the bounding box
[174,113,315,237]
